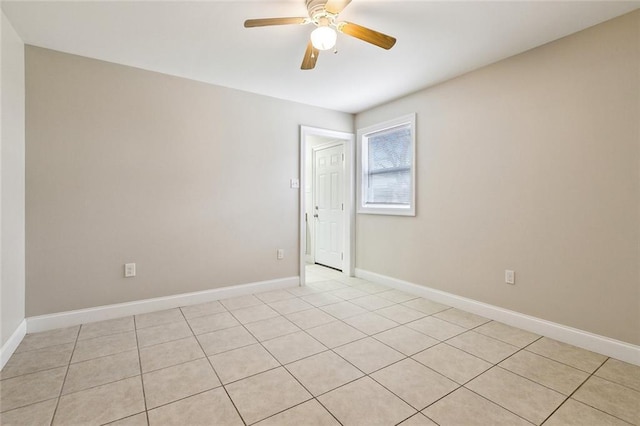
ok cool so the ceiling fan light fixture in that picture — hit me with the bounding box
[311,26,337,51]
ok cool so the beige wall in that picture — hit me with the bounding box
[1,11,26,346]
[25,46,352,316]
[355,11,640,345]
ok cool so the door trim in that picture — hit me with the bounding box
[300,126,355,286]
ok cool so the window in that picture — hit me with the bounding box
[358,113,416,216]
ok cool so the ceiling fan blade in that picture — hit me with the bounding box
[337,22,396,50]
[324,0,352,15]
[301,40,319,70]
[244,17,308,28]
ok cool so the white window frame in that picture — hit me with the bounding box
[357,113,416,216]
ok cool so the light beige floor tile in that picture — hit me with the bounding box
[466,367,565,425]
[544,399,630,426]
[139,336,204,372]
[147,388,243,426]
[0,367,66,412]
[286,308,336,329]
[255,289,296,303]
[377,289,419,303]
[352,282,390,294]
[413,343,492,384]
[334,337,405,373]
[336,276,370,287]
[344,312,398,335]
[309,280,346,292]
[220,294,264,310]
[244,315,300,341]
[106,412,148,426]
[209,343,279,384]
[350,295,395,311]
[573,375,640,424]
[63,350,140,394]
[301,292,344,307]
[71,331,137,363]
[447,331,519,363]
[143,358,220,409]
[433,308,491,329]
[53,376,145,426]
[269,298,314,315]
[262,331,327,364]
[286,351,363,395]
[329,287,369,300]
[595,358,640,392]
[406,316,466,341]
[136,320,192,348]
[373,326,438,356]
[226,367,312,424]
[135,309,183,330]
[0,398,58,425]
[320,301,368,319]
[304,274,326,284]
[473,321,540,348]
[372,358,458,410]
[402,299,449,315]
[398,413,438,426]
[526,337,607,373]
[319,376,415,426]
[375,305,426,324]
[79,317,134,341]
[500,350,589,395]
[306,321,366,348]
[15,326,79,353]
[186,311,239,335]
[423,387,532,426]
[0,343,73,379]
[196,325,257,356]
[287,285,322,297]
[255,399,340,426]
[179,300,225,320]
[230,304,280,324]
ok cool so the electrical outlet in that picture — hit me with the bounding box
[125,263,136,278]
[290,179,300,189]
[505,269,515,285]
[277,249,284,260]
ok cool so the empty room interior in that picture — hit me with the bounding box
[1,0,639,425]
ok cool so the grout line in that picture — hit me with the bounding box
[49,324,81,425]
[179,307,248,426]
[538,356,636,426]
[132,315,151,426]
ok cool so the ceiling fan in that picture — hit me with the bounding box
[244,0,397,70]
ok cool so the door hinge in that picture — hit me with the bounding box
[341,203,344,211]
[341,252,344,260]
[342,153,345,161]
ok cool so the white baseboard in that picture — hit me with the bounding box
[1,319,27,370]
[356,268,640,366]
[27,276,300,334]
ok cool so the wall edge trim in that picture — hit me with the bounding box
[355,268,640,366]
[1,319,27,370]
[26,276,300,334]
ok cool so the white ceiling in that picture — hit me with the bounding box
[3,1,639,113]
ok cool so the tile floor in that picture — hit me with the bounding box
[1,264,639,425]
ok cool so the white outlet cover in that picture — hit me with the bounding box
[125,263,136,278]
[505,270,515,285]
[290,179,300,189]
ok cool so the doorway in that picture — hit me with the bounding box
[300,126,355,285]
[313,142,344,270]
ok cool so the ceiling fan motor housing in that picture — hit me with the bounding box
[306,0,336,24]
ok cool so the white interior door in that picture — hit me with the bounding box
[314,143,344,270]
